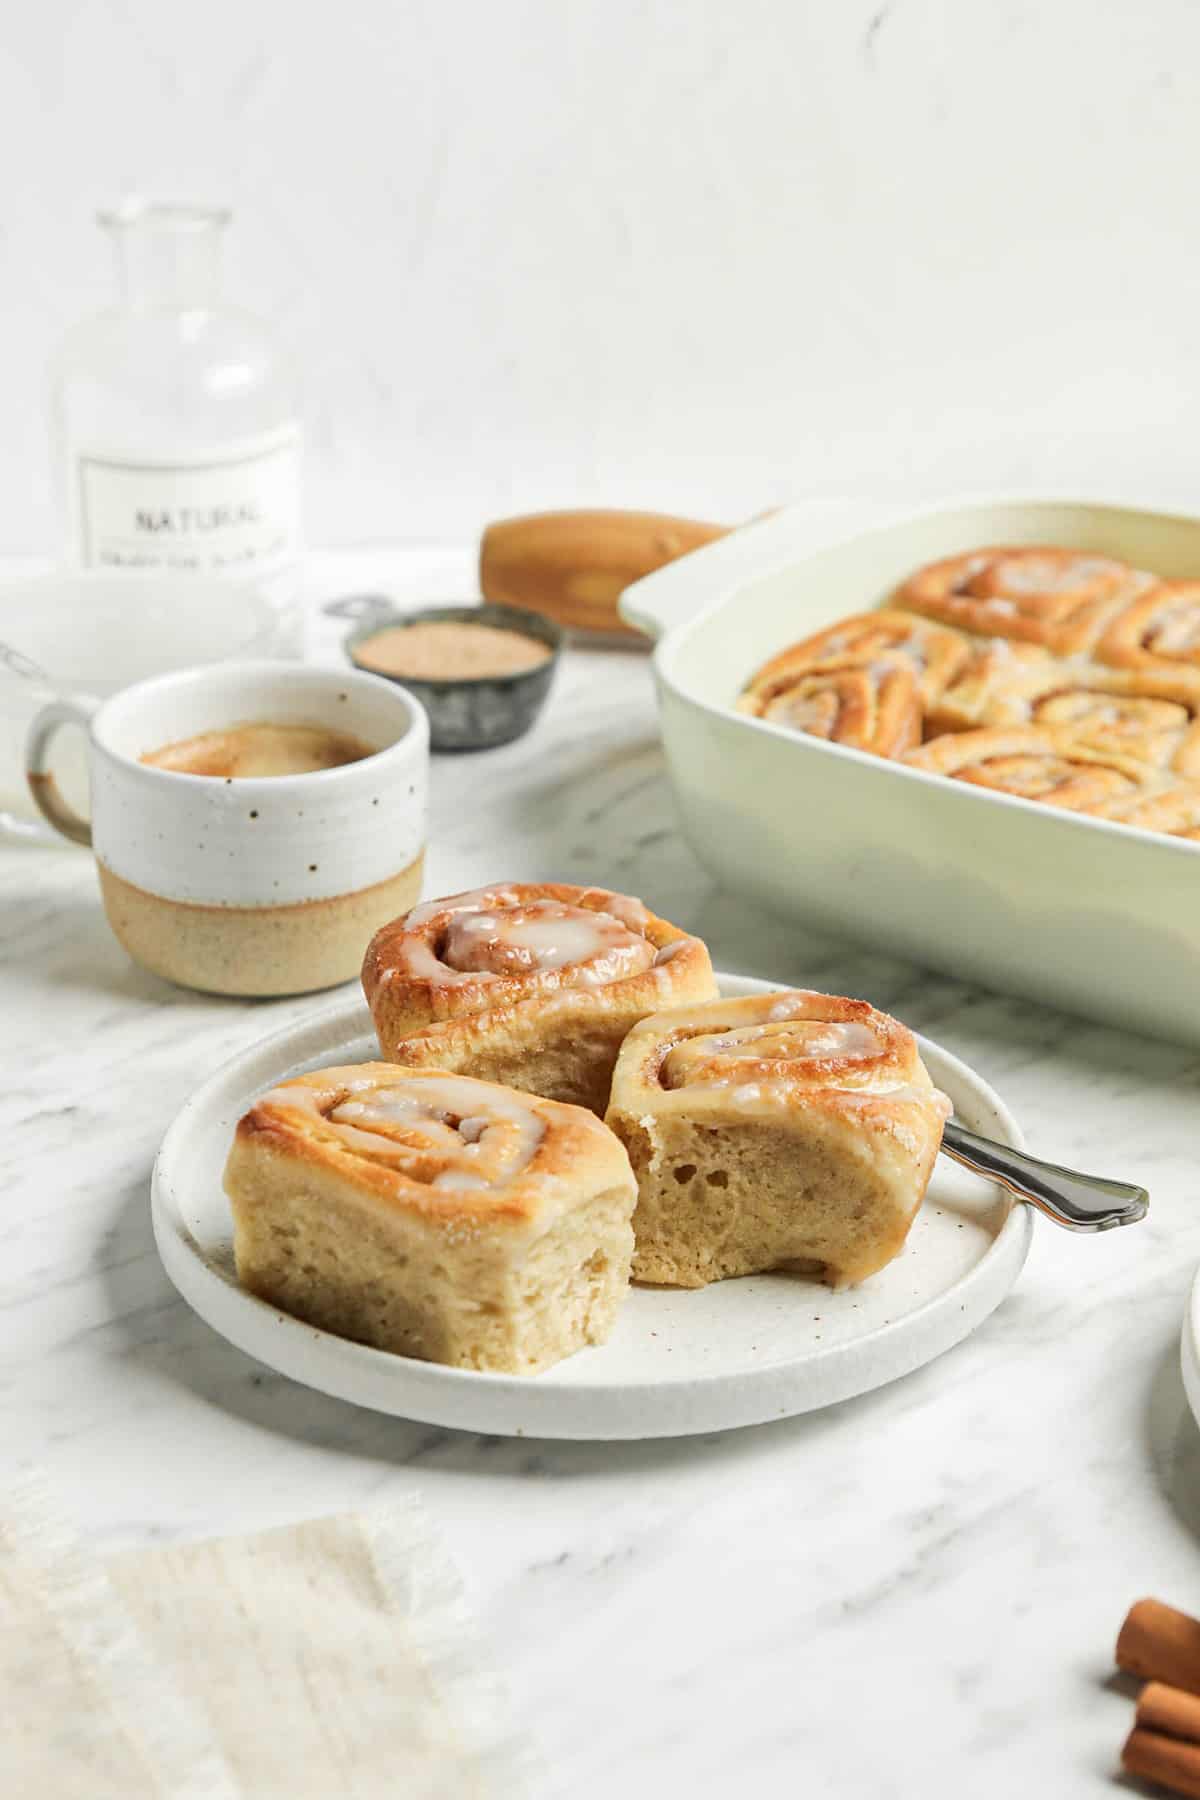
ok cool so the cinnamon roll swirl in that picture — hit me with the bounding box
[605,991,950,1289]
[225,1063,637,1373]
[931,657,1200,775]
[904,726,1197,829]
[897,546,1149,655]
[738,610,970,753]
[363,883,717,1114]
[1094,580,1200,673]
[738,656,923,756]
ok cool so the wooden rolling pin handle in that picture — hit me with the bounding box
[479,509,729,638]
[1123,1727,1200,1797]
[1118,1599,1200,1695]
[1138,1682,1200,1742]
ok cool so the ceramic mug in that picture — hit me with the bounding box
[26,660,428,995]
[0,569,287,841]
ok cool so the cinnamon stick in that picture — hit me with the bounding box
[1118,1599,1200,1695]
[1139,1682,1200,1744]
[1123,1727,1200,1797]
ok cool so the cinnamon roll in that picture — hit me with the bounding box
[1094,580,1200,673]
[738,609,970,754]
[904,725,1196,829]
[225,1063,637,1374]
[897,546,1149,655]
[738,656,924,755]
[605,991,950,1289]
[363,883,717,1114]
[931,657,1200,775]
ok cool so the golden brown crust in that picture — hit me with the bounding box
[1095,579,1200,672]
[737,610,971,759]
[904,725,1200,831]
[363,883,718,1110]
[609,990,945,1124]
[896,545,1148,655]
[232,1062,631,1230]
[734,543,1200,842]
[606,992,950,1290]
[930,657,1200,774]
[738,655,924,756]
[364,882,708,1024]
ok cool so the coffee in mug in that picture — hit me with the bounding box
[141,722,375,779]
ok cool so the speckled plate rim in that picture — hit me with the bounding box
[151,974,1034,1440]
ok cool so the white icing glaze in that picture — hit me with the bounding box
[403,884,522,929]
[991,556,1113,596]
[661,1016,884,1089]
[261,1074,546,1190]
[763,689,836,731]
[443,905,652,978]
[390,889,666,990]
[1153,608,1200,653]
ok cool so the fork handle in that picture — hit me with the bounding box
[941,1121,1149,1233]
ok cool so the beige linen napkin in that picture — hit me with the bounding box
[0,1477,539,1799]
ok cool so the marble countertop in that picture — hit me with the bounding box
[4,546,1200,1798]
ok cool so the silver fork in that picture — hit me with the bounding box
[941,1120,1149,1232]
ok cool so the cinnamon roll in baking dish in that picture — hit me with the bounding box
[1094,580,1200,672]
[931,657,1200,775]
[904,726,1200,832]
[605,991,950,1289]
[363,883,717,1114]
[737,656,924,756]
[897,546,1148,655]
[737,609,969,753]
[225,1064,637,1373]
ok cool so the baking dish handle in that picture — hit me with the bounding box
[617,500,865,642]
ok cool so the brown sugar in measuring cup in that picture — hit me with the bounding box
[343,602,562,751]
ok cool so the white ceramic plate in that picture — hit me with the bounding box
[152,974,1034,1439]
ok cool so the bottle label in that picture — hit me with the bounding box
[73,426,301,577]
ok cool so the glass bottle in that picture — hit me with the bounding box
[51,201,302,618]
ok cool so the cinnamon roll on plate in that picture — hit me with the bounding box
[606,991,950,1289]
[225,1064,637,1374]
[897,546,1149,655]
[363,883,717,1114]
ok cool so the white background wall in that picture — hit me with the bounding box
[2,0,1199,553]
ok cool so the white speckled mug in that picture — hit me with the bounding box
[26,660,428,995]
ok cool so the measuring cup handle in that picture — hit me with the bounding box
[26,697,97,847]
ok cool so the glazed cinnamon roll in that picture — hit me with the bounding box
[931,657,1200,775]
[225,1063,637,1374]
[905,725,1196,830]
[897,546,1149,655]
[363,883,717,1114]
[738,609,969,753]
[1094,580,1200,673]
[605,991,950,1289]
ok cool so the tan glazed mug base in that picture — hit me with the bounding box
[26,661,430,996]
[97,852,425,997]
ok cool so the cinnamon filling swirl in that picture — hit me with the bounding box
[955,751,1135,806]
[384,887,667,991]
[261,1073,546,1190]
[659,1018,886,1091]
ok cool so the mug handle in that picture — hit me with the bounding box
[26,697,97,847]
